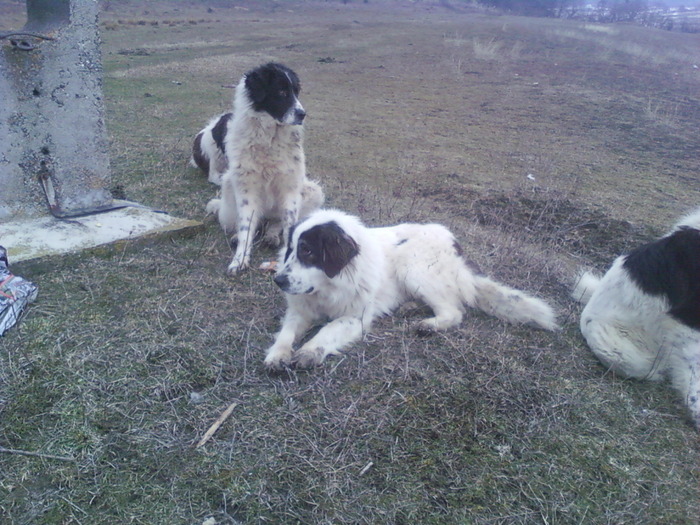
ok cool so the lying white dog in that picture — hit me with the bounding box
[265,209,559,369]
[204,63,324,275]
[573,207,700,429]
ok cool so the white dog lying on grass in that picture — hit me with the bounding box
[265,209,559,370]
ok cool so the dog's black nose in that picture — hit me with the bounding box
[294,108,306,123]
[273,273,290,290]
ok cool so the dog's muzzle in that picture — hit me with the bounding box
[273,273,314,294]
[273,273,290,291]
[291,108,306,125]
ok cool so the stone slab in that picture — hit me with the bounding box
[0,201,203,263]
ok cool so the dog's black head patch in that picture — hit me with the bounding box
[244,62,304,123]
[211,112,233,153]
[623,226,700,329]
[191,132,208,173]
[296,221,360,278]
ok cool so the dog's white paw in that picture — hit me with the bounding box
[416,312,462,333]
[415,318,439,335]
[293,346,325,369]
[205,198,221,216]
[264,345,293,371]
[226,255,250,275]
[208,172,223,186]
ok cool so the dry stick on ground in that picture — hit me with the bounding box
[0,445,75,462]
[196,402,239,448]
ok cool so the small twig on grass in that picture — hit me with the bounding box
[0,445,75,462]
[196,401,239,448]
[359,461,374,476]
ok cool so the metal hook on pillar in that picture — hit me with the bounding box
[0,31,55,51]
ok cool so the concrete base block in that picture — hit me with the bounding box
[0,201,203,264]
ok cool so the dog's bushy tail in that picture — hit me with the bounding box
[571,270,601,305]
[472,275,559,331]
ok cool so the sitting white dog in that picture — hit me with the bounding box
[265,209,559,370]
[204,63,324,275]
[573,206,700,429]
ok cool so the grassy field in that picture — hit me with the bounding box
[1,1,700,523]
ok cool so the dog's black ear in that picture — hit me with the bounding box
[285,67,301,95]
[319,223,360,278]
[244,68,270,103]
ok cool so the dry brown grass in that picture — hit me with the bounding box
[1,1,699,524]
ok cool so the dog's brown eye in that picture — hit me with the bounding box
[298,244,313,261]
[279,89,288,98]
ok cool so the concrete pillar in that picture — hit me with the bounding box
[0,0,113,220]
[0,1,202,265]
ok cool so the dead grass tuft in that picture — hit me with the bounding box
[472,37,504,61]
[644,98,681,128]
[467,188,658,266]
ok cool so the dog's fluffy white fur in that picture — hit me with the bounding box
[266,209,559,369]
[572,207,700,429]
[204,63,324,274]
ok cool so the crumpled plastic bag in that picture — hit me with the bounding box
[0,246,38,336]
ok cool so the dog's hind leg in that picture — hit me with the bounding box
[299,179,325,219]
[207,194,243,249]
[409,281,465,332]
[416,303,464,332]
[209,151,228,186]
[208,176,239,235]
[580,315,665,380]
[262,220,283,248]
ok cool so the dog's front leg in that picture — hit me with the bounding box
[294,316,364,368]
[227,196,262,275]
[280,196,300,249]
[265,308,313,370]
